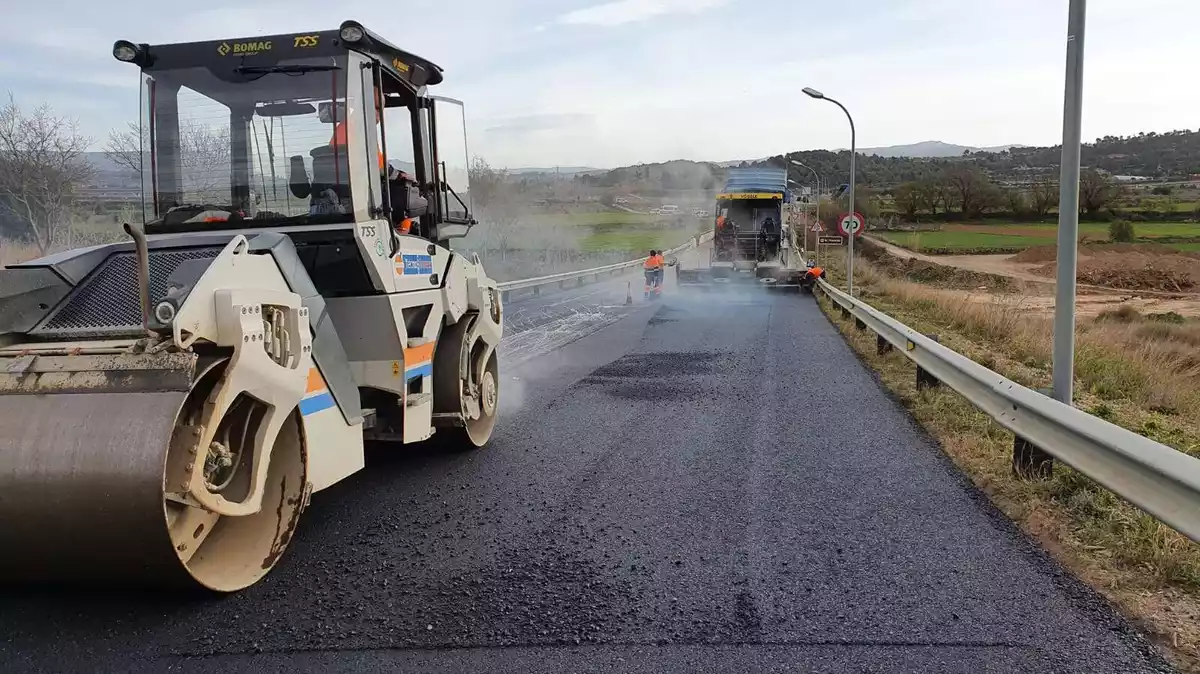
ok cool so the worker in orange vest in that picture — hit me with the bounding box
[643,249,663,299]
[329,85,386,171]
[329,84,418,235]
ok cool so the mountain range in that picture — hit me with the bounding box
[855,140,1025,158]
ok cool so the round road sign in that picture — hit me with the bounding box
[838,212,865,238]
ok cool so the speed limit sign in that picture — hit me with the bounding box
[838,212,865,238]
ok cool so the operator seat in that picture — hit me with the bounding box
[288,146,352,215]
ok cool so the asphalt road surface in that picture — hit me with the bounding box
[0,280,1173,673]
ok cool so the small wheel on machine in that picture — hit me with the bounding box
[432,315,500,451]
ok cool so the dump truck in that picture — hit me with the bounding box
[0,21,503,593]
[676,167,806,289]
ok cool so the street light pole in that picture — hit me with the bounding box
[1052,0,1087,406]
[790,160,821,253]
[803,87,856,295]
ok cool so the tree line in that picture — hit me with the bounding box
[886,164,1119,220]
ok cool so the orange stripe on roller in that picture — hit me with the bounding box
[404,341,435,365]
[306,368,327,393]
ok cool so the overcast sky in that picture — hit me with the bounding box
[1,0,1196,168]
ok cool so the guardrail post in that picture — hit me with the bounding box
[916,334,941,390]
[839,305,851,319]
[533,286,541,296]
[854,317,867,331]
[1013,388,1056,479]
[876,334,892,355]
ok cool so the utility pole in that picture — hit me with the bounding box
[1052,0,1087,406]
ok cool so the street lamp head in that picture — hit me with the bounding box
[802,87,825,99]
[790,160,805,167]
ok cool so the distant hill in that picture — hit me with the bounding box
[508,166,604,176]
[857,140,1024,158]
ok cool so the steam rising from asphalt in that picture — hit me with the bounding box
[497,288,637,416]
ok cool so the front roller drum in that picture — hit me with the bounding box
[0,361,307,592]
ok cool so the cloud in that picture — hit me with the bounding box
[485,113,596,135]
[3,0,1200,169]
[557,0,729,27]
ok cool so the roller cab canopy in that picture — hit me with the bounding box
[117,20,444,89]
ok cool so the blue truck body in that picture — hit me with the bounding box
[719,167,790,200]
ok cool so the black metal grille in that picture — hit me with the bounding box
[33,247,222,339]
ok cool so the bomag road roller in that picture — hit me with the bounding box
[0,21,503,593]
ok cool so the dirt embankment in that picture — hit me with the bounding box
[1015,243,1200,292]
[857,238,1014,292]
[868,235,1200,296]
[861,236,1200,318]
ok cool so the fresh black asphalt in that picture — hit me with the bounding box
[0,283,1174,673]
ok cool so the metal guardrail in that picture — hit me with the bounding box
[496,231,715,296]
[816,278,1200,544]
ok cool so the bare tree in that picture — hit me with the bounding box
[1079,169,1118,218]
[892,182,923,219]
[1003,187,1029,217]
[914,179,941,215]
[942,165,998,218]
[467,155,508,209]
[1030,181,1058,218]
[0,94,95,254]
[104,120,230,200]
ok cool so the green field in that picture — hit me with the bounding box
[875,222,1200,254]
[527,212,659,227]
[581,228,695,253]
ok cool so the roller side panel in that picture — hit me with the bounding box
[249,232,363,426]
[0,267,72,335]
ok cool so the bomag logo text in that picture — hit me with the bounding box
[217,40,273,56]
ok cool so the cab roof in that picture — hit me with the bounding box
[122,20,444,88]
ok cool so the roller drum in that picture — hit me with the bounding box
[0,392,191,585]
[0,360,309,592]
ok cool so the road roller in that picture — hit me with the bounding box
[0,21,503,592]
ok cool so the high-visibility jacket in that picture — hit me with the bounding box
[653,254,665,268]
[807,266,824,277]
[330,121,385,171]
[643,255,662,271]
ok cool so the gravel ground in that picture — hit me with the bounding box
[0,282,1173,674]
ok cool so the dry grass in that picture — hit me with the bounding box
[820,257,1200,671]
[851,261,1200,421]
[0,241,44,267]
